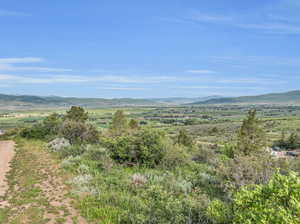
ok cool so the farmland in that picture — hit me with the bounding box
[0,104,300,223]
[2,105,300,144]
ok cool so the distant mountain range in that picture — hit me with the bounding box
[0,94,156,109]
[0,94,222,109]
[148,96,222,104]
[192,90,300,105]
[0,90,299,110]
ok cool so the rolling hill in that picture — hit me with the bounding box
[148,95,222,105]
[193,90,300,105]
[0,94,158,109]
[1,90,300,110]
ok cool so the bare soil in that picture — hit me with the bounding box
[0,141,15,197]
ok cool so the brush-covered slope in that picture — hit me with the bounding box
[0,94,157,109]
[193,90,300,105]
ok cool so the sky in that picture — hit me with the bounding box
[0,0,300,98]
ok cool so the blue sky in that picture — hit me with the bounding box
[0,0,300,98]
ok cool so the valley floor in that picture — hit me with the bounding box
[0,139,86,224]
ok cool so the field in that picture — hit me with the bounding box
[1,104,300,223]
[2,105,300,144]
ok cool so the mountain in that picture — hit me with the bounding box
[0,94,223,109]
[192,90,300,105]
[0,94,158,109]
[149,95,222,105]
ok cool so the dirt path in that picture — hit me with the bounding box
[0,141,15,197]
[0,140,87,224]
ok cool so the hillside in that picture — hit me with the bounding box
[0,94,157,109]
[0,94,223,109]
[149,95,222,105]
[192,90,300,105]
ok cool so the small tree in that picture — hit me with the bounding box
[109,110,128,136]
[176,129,193,147]
[64,106,88,122]
[237,110,266,155]
[60,120,99,144]
[129,119,139,130]
[43,113,61,135]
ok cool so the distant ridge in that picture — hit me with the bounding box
[0,94,157,109]
[192,90,300,105]
[0,94,223,109]
[1,90,299,110]
[148,95,222,105]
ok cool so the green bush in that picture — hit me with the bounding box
[161,143,191,169]
[60,120,99,144]
[105,128,168,167]
[20,123,49,139]
[233,171,300,224]
[58,145,86,159]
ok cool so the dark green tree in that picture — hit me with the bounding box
[64,106,88,122]
[129,119,139,130]
[43,113,61,135]
[109,110,128,136]
[176,129,193,147]
[237,110,266,155]
[60,120,99,144]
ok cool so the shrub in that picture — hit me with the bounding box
[20,113,63,140]
[106,128,168,167]
[161,143,190,169]
[176,129,193,147]
[20,123,49,139]
[60,120,99,144]
[57,144,86,159]
[216,152,275,194]
[207,200,231,224]
[233,171,300,224]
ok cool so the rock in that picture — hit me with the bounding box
[47,138,70,152]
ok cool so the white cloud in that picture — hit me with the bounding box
[101,87,147,91]
[0,74,18,80]
[0,10,28,17]
[210,56,300,67]
[183,0,300,35]
[186,69,216,74]
[177,86,265,90]
[191,13,232,23]
[0,57,43,64]
[0,57,72,72]
[0,74,185,84]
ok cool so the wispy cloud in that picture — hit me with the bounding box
[0,57,43,64]
[181,0,300,35]
[102,87,147,91]
[178,86,265,90]
[189,13,300,34]
[191,14,232,23]
[0,10,28,17]
[0,74,184,84]
[210,56,300,67]
[186,69,216,74]
[0,57,72,72]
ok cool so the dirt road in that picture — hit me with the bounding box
[0,141,15,196]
